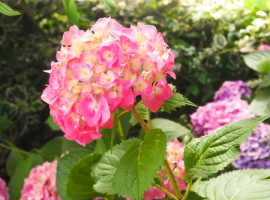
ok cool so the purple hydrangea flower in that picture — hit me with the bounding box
[232,123,270,169]
[190,99,255,136]
[214,80,251,102]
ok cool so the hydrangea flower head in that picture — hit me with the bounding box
[0,178,9,200]
[20,160,60,200]
[233,123,270,169]
[190,99,255,136]
[214,80,251,102]
[258,44,270,51]
[41,18,175,146]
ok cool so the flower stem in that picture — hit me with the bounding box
[129,106,150,132]
[164,159,183,200]
[0,143,30,156]
[117,119,125,142]
[152,183,178,200]
[117,110,129,119]
[182,176,193,200]
[135,100,143,109]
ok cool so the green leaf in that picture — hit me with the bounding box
[129,103,150,126]
[45,116,61,131]
[37,137,63,161]
[6,151,23,177]
[112,129,167,200]
[259,72,270,89]
[186,32,201,38]
[0,2,20,16]
[171,37,188,47]
[184,116,270,182]
[8,154,43,200]
[119,112,132,138]
[92,138,140,195]
[243,50,270,74]
[0,116,12,134]
[244,0,268,10]
[56,148,92,200]
[102,0,116,15]
[94,138,107,154]
[158,93,197,114]
[139,118,191,142]
[66,153,102,199]
[187,84,199,96]
[185,192,206,200]
[67,0,79,26]
[249,87,270,116]
[37,137,86,162]
[213,34,227,49]
[191,169,270,200]
[0,48,18,68]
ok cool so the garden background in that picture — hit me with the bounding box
[1,0,270,199]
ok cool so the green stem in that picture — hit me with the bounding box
[117,119,125,142]
[152,183,178,200]
[164,159,183,199]
[182,176,193,200]
[129,106,150,132]
[117,110,129,119]
[0,143,30,156]
[135,100,143,109]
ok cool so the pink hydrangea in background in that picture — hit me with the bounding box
[41,18,175,146]
[20,160,60,200]
[0,178,9,200]
[257,44,270,51]
[142,139,186,200]
[213,80,251,102]
[190,99,255,136]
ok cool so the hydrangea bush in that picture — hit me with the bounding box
[4,18,270,200]
[38,18,270,200]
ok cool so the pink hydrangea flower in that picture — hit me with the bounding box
[0,178,9,200]
[190,99,255,136]
[41,18,175,146]
[20,160,60,200]
[258,44,270,51]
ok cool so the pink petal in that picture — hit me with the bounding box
[142,95,164,112]
[72,62,93,82]
[133,76,152,96]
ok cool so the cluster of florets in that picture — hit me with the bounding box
[192,80,270,169]
[20,160,60,200]
[233,123,270,169]
[41,18,175,146]
[143,139,186,200]
[190,99,255,135]
[213,80,251,102]
[0,178,9,200]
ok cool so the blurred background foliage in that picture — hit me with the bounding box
[0,0,270,185]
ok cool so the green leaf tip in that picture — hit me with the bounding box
[0,2,20,16]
